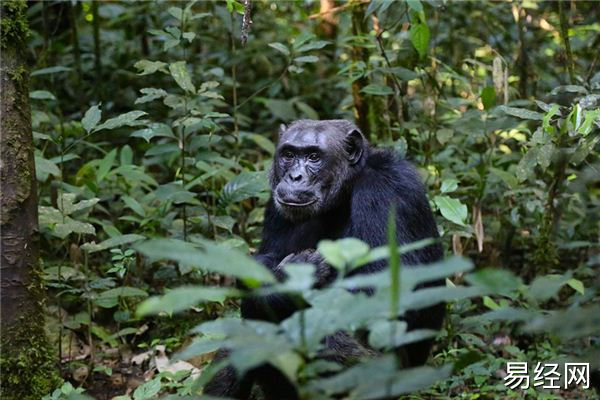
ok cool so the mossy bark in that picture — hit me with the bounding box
[1,1,60,398]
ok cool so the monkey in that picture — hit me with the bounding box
[204,120,444,399]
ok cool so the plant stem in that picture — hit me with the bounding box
[558,1,575,84]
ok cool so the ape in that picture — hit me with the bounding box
[204,120,444,399]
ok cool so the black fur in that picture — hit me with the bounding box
[203,120,444,399]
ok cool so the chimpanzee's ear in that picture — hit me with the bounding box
[345,129,364,165]
[278,124,287,139]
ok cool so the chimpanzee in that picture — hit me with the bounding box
[204,120,444,399]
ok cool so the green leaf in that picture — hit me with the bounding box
[133,378,161,400]
[292,31,315,50]
[264,99,297,121]
[466,268,521,295]
[481,86,496,110]
[406,0,424,13]
[378,66,419,81]
[410,22,430,59]
[82,104,102,133]
[165,26,181,39]
[537,143,555,169]
[317,238,370,270]
[97,149,117,181]
[220,171,269,205]
[268,42,290,56]
[528,274,569,302]
[163,38,180,51]
[122,195,146,217]
[433,196,467,226]
[294,55,319,63]
[169,61,196,93]
[542,103,560,131]
[120,145,133,165]
[54,219,96,239]
[226,0,245,14]
[483,296,500,310]
[182,31,196,42]
[135,88,168,104]
[440,179,458,194]
[168,6,183,20]
[94,111,147,132]
[361,84,394,96]
[96,287,148,308]
[566,278,584,295]
[294,101,319,120]
[134,60,168,75]
[516,146,540,182]
[524,305,600,339]
[35,154,61,181]
[296,40,329,52]
[56,193,99,215]
[30,90,56,100]
[499,106,544,121]
[490,167,518,189]
[135,238,275,284]
[136,286,240,316]
[131,123,174,142]
[39,206,98,239]
[31,65,72,76]
[244,133,275,155]
[81,234,145,253]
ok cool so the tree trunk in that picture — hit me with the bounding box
[1,2,59,398]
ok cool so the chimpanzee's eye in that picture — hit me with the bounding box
[308,152,320,162]
[282,150,294,160]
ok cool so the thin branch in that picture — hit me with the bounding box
[558,1,575,83]
[309,0,368,19]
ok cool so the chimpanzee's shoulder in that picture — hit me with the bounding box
[363,148,424,192]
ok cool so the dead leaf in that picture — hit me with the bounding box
[154,345,201,379]
[452,234,463,255]
[131,350,152,366]
[473,205,484,253]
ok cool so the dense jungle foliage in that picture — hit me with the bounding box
[1,0,599,399]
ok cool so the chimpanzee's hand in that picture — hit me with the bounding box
[276,250,337,288]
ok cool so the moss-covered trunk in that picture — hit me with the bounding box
[1,1,59,398]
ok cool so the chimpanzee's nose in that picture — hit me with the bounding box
[290,172,303,182]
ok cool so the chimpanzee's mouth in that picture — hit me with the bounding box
[276,197,317,207]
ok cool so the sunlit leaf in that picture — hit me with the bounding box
[433,196,467,226]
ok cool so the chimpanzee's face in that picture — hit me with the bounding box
[271,121,365,221]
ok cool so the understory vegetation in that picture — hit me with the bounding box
[4,0,599,399]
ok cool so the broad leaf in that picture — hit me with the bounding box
[82,104,102,133]
[136,286,240,316]
[135,238,275,284]
[433,196,467,226]
[410,22,430,59]
[94,111,147,132]
[81,234,145,253]
[500,106,544,121]
[169,61,196,93]
[361,84,394,96]
[268,42,290,56]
